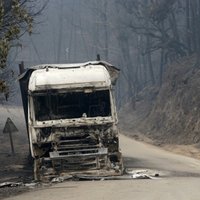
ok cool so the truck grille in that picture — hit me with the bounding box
[49,134,108,171]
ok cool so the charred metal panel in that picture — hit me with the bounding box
[32,124,122,180]
[18,69,35,133]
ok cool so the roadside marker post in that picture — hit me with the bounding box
[3,118,18,155]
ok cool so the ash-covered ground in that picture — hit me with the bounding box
[0,105,33,199]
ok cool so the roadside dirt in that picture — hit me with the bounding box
[119,55,200,160]
[0,105,33,199]
[122,130,200,161]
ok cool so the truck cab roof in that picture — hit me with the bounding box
[29,64,111,91]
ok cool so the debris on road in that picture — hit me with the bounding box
[51,175,72,183]
[71,168,161,181]
[0,182,23,188]
[131,174,152,179]
[51,177,65,183]
[73,174,150,181]
[0,168,161,189]
[0,181,40,189]
[24,182,39,188]
[125,168,161,179]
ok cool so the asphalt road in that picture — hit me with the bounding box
[5,134,200,200]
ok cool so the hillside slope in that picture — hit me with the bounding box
[120,55,200,146]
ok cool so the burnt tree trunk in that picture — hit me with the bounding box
[186,0,192,54]
[118,33,136,109]
[146,35,155,85]
[159,49,164,86]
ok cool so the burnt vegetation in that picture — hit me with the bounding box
[113,0,200,146]
[0,0,47,101]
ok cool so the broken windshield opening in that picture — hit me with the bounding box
[33,90,111,121]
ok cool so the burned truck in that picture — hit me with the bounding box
[19,61,123,181]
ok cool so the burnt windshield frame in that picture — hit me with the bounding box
[33,89,112,121]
